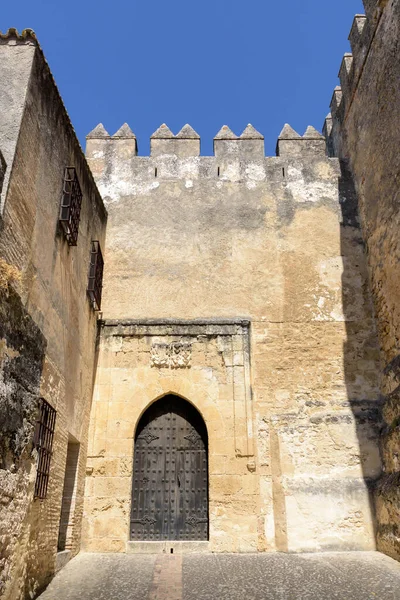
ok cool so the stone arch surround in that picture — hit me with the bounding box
[134,390,220,444]
[82,319,379,554]
[82,320,259,553]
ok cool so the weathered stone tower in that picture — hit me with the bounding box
[0,0,399,597]
[82,118,381,553]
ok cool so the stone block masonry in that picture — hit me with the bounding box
[84,113,382,553]
[0,28,107,600]
[2,1,400,595]
[325,0,400,562]
[0,29,36,214]
[0,288,46,598]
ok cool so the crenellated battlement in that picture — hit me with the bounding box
[86,122,328,161]
[323,0,387,157]
[85,120,341,209]
[0,27,37,45]
[276,124,325,158]
[321,0,400,563]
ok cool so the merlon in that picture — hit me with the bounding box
[87,123,110,139]
[112,123,136,139]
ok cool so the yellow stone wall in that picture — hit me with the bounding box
[327,1,400,560]
[83,322,259,553]
[83,128,382,553]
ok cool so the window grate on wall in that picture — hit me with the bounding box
[87,240,104,311]
[33,398,56,500]
[59,167,83,246]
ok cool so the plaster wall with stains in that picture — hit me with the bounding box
[84,119,381,553]
[325,0,400,561]
[0,31,107,600]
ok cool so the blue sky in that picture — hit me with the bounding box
[3,0,364,155]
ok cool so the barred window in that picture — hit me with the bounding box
[33,398,56,500]
[87,240,104,311]
[59,167,83,246]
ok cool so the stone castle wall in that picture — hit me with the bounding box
[0,30,35,214]
[0,289,47,597]
[0,31,107,600]
[1,0,399,594]
[83,120,382,553]
[325,0,400,561]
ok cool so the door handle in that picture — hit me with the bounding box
[177,475,181,487]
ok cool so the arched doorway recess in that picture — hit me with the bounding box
[130,394,208,541]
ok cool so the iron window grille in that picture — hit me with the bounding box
[87,240,104,310]
[59,167,83,246]
[33,398,56,500]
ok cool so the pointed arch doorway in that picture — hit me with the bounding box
[130,395,208,541]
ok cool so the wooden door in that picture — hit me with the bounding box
[130,395,208,541]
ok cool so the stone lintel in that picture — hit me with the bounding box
[101,318,254,461]
[101,318,251,338]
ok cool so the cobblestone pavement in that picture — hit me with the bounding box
[37,551,400,600]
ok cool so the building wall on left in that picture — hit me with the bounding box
[0,31,107,600]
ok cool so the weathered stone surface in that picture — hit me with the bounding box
[183,552,400,600]
[127,541,209,554]
[303,125,324,139]
[240,124,264,139]
[278,123,301,139]
[83,322,256,553]
[0,34,107,600]
[151,123,175,139]
[0,288,46,599]
[277,125,326,157]
[87,123,110,138]
[0,289,46,465]
[176,124,200,139]
[214,125,238,139]
[112,123,135,139]
[327,0,400,561]
[149,124,202,157]
[85,109,382,554]
[37,551,400,600]
[38,553,157,600]
[0,31,35,213]
[2,2,400,596]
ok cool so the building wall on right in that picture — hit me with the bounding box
[327,0,400,561]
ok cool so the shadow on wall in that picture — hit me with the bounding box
[58,440,80,552]
[339,159,383,544]
[58,322,103,560]
[0,287,47,597]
